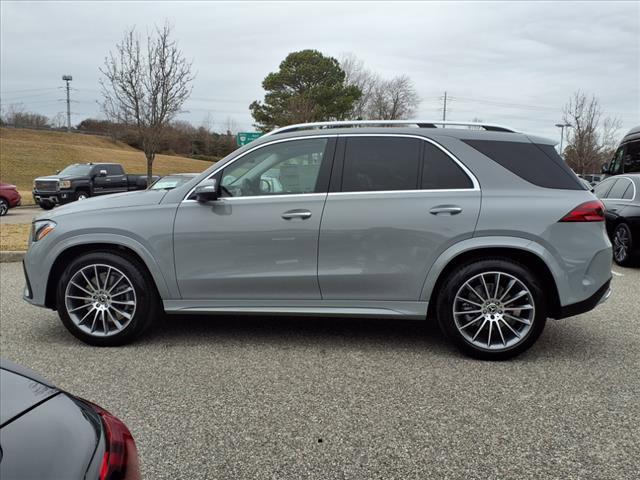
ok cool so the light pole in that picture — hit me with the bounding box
[555,122,571,156]
[62,75,72,132]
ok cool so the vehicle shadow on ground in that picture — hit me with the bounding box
[31,311,610,360]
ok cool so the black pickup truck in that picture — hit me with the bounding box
[32,163,157,210]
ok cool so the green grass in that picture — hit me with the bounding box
[0,127,214,192]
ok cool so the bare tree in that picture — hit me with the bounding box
[100,23,194,184]
[340,53,379,120]
[368,75,420,120]
[562,91,621,174]
[1,103,49,128]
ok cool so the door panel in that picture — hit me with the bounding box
[174,195,326,299]
[318,190,480,300]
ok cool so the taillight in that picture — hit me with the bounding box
[559,200,605,222]
[88,403,141,480]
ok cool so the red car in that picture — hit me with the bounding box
[0,182,22,216]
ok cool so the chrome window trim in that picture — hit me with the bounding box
[182,133,479,202]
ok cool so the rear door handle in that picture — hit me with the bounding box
[281,209,312,220]
[430,205,463,215]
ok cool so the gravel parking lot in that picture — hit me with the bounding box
[1,261,638,479]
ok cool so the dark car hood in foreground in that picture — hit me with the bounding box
[0,360,102,479]
[0,359,58,426]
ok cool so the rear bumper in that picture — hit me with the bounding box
[555,278,611,319]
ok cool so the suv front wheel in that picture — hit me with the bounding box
[56,251,159,346]
[436,258,547,360]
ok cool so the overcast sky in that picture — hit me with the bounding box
[1,1,638,141]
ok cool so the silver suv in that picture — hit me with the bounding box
[23,120,613,359]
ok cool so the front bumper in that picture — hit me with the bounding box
[555,278,612,319]
[32,190,74,206]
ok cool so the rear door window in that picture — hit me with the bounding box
[608,178,632,199]
[341,137,421,192]
[422,143,473,189]
[622,181,635,200]
[463,140,583,190]
[594,178,615,198]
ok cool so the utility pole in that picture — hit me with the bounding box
[62,75,72,132]
[555,122,571,156]
[442,91,447,122]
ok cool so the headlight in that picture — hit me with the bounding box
[32,220,56,242]
[58,180,71,189]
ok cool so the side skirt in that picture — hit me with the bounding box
[163,300,429,320]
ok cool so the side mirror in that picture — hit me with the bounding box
[194,178,219,202]
[55,170,60,174]
[98,169,107,177]
[601,163,610,174]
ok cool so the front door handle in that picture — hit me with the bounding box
[430,205,463,215]
[281,209,312,220]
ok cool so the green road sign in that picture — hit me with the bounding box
[236,132,262,146]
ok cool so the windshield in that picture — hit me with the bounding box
[150,175,195,190]
[58,164,92,176]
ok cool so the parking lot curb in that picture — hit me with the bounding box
[0,251,26,263]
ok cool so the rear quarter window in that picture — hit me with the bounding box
[463,140,583,190]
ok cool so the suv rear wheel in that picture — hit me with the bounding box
[56,251,159,346]
[436,258,547,360]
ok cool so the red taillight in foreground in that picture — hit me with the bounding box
[559,200,605,222]
[89,403,141,480]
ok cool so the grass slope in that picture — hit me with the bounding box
[0,127,214,194]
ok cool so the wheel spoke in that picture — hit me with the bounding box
[80,270,97,292]
[480,275,491,299]
[455,296,483,308]
[107,274,124,293]
[498,279,516,302]
[111,306,132,320]
[454,308,483,315]
[504,313,531,325]
[106,309,123,330]
[70,281,94,296]
[472,318,488,341]
[459,314,483,330]
[494,273,501,298]
[111,287,134,297]
[466,284,486,302]
[67,295,94,301]
[499,317,521,338]
[94,265,100,291]
[101,310,108,334]
[496,320,507,346]
[487,321,493,347]
[90,309,100,333]
[103,267,111,290]
[502,289,528,306]
[68,303,91,313]
[503,305,533,311]
[77,307,95,324]
[111,299,135,306]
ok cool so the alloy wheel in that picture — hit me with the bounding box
[453,271,535,351]
[0,201,7,216]
[613,226,629,263]
[64,264,137,337]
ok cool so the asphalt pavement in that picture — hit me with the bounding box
[0,206,42,225]
[0,262,638,479]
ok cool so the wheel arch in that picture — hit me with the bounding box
[44,240,169,309]
[423,241,562,320]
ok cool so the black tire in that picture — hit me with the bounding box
[39,201,55,210]
[436,258,547,360]
[75,191,90,201]
[0,198,8,216]
[612,223,634,267]
[56,251,160,346]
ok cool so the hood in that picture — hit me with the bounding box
[38,188,168,220]
[34,175,83,182]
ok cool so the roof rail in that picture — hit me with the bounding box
[264,120,517,137]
